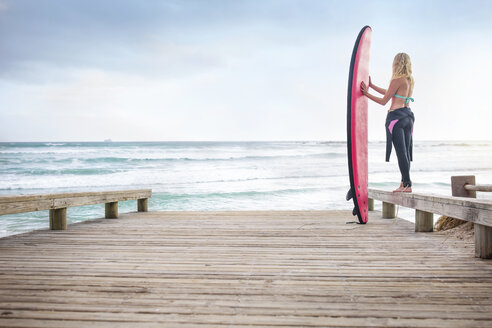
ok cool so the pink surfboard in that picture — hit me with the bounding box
[346,26,372,224]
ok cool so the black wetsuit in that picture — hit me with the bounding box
[385,107,415,187]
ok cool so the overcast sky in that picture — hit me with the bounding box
[1,0,491,142]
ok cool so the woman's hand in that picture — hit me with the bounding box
[360,81,368,95]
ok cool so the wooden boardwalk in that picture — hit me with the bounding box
[0,210,491,327]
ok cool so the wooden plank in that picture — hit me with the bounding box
[0,210,491,327]
[0,189,152,203]
[51,191,151,209]
[368,189,492,226]
[0,199,53,216]
[0,189,151,215]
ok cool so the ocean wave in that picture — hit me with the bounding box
[152,187,325,201]
[147,174,345,187]
[0,150,90,155]
[76,152,345,164]
[44,143,66,146]
[19,168,121,176]
[410,167,492,173]
[429,142,492,147]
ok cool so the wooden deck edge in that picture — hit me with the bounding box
[0,189,152,216]
[368,188,492,227]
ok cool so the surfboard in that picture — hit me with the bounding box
[346,26,372,224]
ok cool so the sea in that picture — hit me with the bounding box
[1,141,491,237]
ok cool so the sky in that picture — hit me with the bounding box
[1,0,491,142]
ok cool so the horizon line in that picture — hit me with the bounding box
[1,139,492,143]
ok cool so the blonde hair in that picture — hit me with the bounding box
[392,53,414,90]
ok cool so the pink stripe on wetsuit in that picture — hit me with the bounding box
[388,119,399,134]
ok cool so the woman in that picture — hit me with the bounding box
[360,53,415,192]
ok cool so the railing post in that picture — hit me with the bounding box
[451,175,492,259]
[475,225,492,259]
[415,210,433,232]
[382,202,396,219]
[368,198,374,211]
[49,208,67,230]
[138,198,148,212]
[451,175,476,198]
[105,202,118,219]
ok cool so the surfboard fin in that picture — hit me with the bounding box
[352,207,358,216]
[345,188,353,201]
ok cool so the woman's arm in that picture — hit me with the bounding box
[361,79,399,106]
[369,77,386,95]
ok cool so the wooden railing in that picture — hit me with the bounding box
[368,176,492,259]
[0,189,152,230]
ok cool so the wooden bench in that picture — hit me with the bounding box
[368,177,492,259]
[0,189,152,230]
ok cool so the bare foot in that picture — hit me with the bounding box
[393,186,412,193]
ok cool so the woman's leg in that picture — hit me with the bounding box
[404,118,413,172]
[402,117,413,188]
[392,118,412,189]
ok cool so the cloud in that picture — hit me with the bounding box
[0,2,7,11]
[0,0,355,82]
[1,0,492,141]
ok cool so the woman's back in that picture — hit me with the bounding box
[390,77,413,110]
